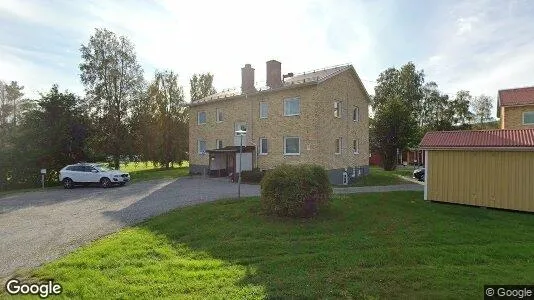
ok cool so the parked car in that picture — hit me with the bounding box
[413,168,425,182]
[59,163,130,189]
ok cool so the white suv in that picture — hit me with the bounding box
[59,163,130,189]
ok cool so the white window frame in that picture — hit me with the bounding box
[284,97,300,116]
[353,139,360,154]
[284,136,300,155]
[353,106,360,122]
[259,102,268,119]
[216,139,223,149]
[259,138,268,155]
[334,101,341,118]
[197,111,207,125]
[523,111,534,125]
[335,137,342,154]
[198,140,207,154]
[216,108,223,123]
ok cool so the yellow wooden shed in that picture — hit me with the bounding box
[419,129,534,212]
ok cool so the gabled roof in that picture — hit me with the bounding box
[498,86,534,107]
[419,129,534,149]
[189,64,370,106]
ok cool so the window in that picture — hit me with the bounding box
[284,137,300,155]
[216,109,223,123]
[353,106,360,122]
[259,138,268,154]
[335,138,342,154]
[216,139,223,149]
[83,166,96,172]
[284,97,300,116]
[334,101,341,118]
[260,102,268,119]
[198,140,207,154]
[353,139,360,154]
[197,111,206,125]
[523,111,534,125]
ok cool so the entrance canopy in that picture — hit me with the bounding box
[206,146,256,153]
[207,146,255,180]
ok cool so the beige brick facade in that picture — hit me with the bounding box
[188,67,370,183]
[500,105,534,129]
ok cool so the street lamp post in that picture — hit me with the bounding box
[235,129,247,200]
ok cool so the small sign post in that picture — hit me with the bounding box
[40,169,46,189]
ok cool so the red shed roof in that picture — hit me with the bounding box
[498,86,534,107]
[419,129,534,149]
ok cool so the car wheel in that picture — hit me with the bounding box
[100,177,111,188]
[119,182,126,186]
[63,178,74,189]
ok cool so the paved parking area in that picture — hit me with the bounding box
[0,177,422,278]
[0,177,259,278]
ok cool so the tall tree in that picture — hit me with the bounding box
[372,62,423,170]
[79,28,144,169]
[471,95,493,127]
[2,81,24,127]
[3,85,89,188]
[0,80,8,127]
[190,73,216,101]
[420,82,455,131]
[149,70,188,168]
[450,90,474,128]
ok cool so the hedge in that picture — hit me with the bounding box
[260,164,332,218]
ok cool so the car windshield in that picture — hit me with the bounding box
[94,165,111,172]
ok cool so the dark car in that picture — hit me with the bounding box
[413,168,425,182]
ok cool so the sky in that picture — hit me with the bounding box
[1,0,533,110]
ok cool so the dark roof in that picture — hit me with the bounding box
[498,86,534,107]
[190,64,367,106]
[419,129,534,149]
[206,146,255,153]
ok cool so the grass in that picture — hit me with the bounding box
[120,161,190,182]
[16,192,534,299]
[392,165,419,177]
[345,166,413,187]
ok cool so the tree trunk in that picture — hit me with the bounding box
[113,155,120,170]
[382,148,397,171]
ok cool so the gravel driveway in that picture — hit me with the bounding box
[0,178,422,279]
[0,177,260,278]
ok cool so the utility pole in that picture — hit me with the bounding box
[235,129,246,200]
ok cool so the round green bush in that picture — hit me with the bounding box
[260,164,332,218]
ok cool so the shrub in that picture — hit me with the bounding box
[241,168,265,183]
[260,164,332,218]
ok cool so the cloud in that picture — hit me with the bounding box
[456,17,478,35]
[1,0,533,106]
[421,0,534,111]
[0,0,384,100]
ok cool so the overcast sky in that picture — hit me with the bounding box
[1,0,533,108]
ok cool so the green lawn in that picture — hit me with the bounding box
[392,166,418,178]
[345,166,413,187]
[120,161,189,182]
[18,192,534,299]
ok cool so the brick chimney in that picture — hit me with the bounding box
[266,60,282,89]
[241,64,256,93]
